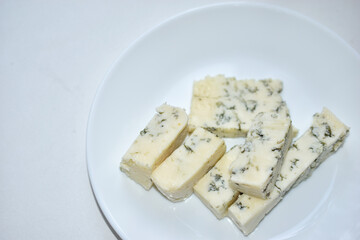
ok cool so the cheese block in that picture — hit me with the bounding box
[193,145,242,219]
[235,97,289,135]
[189,96,243,137]
[193,75,238,98]
[120,104,188,190]
[228,108,349,235]
[193,116,296,219]
[230,112,293,199]
[151,127,226,202]
[189,93,288,138]
[193,76,283,99]
[189,75,288,137]
[236,79,283,99]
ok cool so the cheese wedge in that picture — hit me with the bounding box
[194,145,242,219]
[120,104,188,190]
[151,127,226,202]
[230,112,293,199]
[228,108,349,235]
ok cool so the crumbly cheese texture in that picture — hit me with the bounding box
[120,104,188,190]
[230,112,293,199]
[193,145,242,219]
[189,75,288,137]
[228,108,349,236]
[151,128,226,202]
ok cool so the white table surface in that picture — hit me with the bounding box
[1,1,359,239]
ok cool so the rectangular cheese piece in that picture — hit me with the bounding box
[193,75,238,98]
[236,79,283,99]
[189,96,243,137]
[194,145,241,219]
[228,108,349,235]
[151,127,226,202]
[236,91,288,132]
[230,111,293,199]
[189,75,288,137]
[120,104,188,190]
[193,76,283,99]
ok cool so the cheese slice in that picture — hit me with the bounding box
[151,127,226,202]
[228,108,349,235]
[193,145,242,219]
[120,104,188,190]
[230,112,293,199]
[189,75,288,137]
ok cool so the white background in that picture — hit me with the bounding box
[1,1,359,239]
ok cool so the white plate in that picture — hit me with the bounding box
[87,3,360,239]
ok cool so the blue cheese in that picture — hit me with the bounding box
[120,104,188,190]
[230,111,293,199]
[193,75,238,98]
[228,108,349,235]
[151,128,226,202]
[236,93,288,132]
[189,75,288,137]
[236,79,283,99]
[189,96,243,137]
[193,145,242,219]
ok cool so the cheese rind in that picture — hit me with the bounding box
[120,104,188,190]
[151,128,226,202]
[230,112,293,199]
[193,145,242,219]
[228,108,349,235]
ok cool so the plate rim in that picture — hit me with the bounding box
[86,2,360,239]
